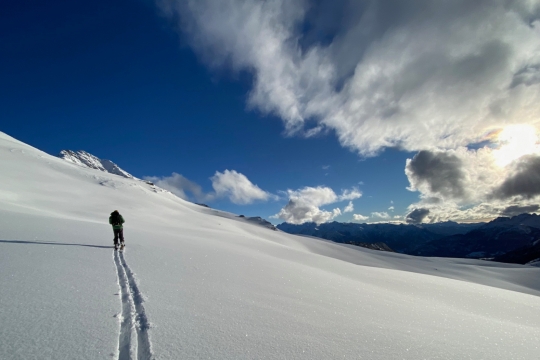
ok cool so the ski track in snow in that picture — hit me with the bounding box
[113,250,153,360]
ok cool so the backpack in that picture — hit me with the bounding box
[111,213,121,226]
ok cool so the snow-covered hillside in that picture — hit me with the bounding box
[59,149,137,179]
[1,131,539,360]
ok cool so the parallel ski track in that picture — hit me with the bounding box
[113,250,154,360]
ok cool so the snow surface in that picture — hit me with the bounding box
[59,149,137,179]
[1,131,540,359]
[527,258,540,267]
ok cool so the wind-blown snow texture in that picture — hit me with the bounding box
[1,131,539,359]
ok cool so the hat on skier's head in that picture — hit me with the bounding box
[111,210,119,215]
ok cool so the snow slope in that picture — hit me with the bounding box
[1,131,539,360]
[59,149,137,179]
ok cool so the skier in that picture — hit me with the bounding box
[109,210,125,250]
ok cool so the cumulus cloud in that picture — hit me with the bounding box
[353,214,369,221]
[388,206,394,211]
[403,199,540,223]
[145,173,210,202]
[211,170,273,204]
[405,150,466,200]
[272,186,361,224]
[273,200,341,224]
[147,170,275,205]
[371,212,390,219]
[339,188,362,201]
[403,143,540,222]
[159,0,540,156]
[493,155,540,199]
[501,204,540,217]
[159,0,540,222]
[343,201,354,213]
[406,208,430,224]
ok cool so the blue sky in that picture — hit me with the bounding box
[2,0,540,224]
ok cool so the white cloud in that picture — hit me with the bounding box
[388,206,394,211]
[371,212,390,219]
[339,188,362,201]
[405,144,540,221]
[322,165,330,170]
[343,201,354,213]
[146,170,274,205]
[353,214,369,221]
[405,198,540,224]
[144,173,211,202]
[159,0,540,156]
[211,170,273,205]
[272,186,360,224]
[160,0,540,222]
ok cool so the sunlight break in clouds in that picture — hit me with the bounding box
[272,186,361,224]
[159,0,540,222]
[493,125,540,167]
[404,142,540,223]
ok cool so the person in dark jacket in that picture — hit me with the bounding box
[109,210,125,249]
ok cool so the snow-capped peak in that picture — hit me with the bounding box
[59,150,137,179]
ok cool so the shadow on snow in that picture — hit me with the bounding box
[0,239,113,249]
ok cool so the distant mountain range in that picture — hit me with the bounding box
[277,221,483,253]
[410,214,540,259]
[277,213,540,265]
[57,149,540,265]
[494,239,540,266]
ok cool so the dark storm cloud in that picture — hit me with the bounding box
[494,156,540,199]
[405,151,466,199]
[406,208,430,224]
[501,204,540,217]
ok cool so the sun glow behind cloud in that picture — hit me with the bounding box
[159,0,540,223]
[493,125,540,167]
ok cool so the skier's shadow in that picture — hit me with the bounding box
[0,239,113,249]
